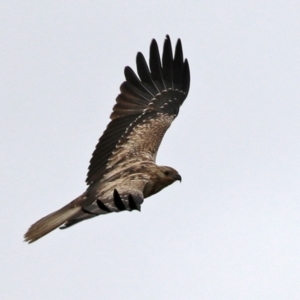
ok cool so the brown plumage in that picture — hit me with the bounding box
[24,35,190,243]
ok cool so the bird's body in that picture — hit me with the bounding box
[24,35,190,243]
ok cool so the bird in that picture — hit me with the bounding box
[24,35,190,243]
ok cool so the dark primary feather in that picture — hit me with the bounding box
[128,194,140,211]
[96,199,111,212]
[113,189,127,211]
[86,35,190,185]
[162,36,173,89]
[149,39,165,91]
[136,52,160,94]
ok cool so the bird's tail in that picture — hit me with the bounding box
[24,193,86,244]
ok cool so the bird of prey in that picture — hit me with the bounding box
[24,35,190,243]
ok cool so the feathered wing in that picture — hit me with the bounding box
[24,36,190,242]
[60,36,190,228]
[86,35,190,185]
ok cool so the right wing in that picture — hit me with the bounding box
[86,35,190,186]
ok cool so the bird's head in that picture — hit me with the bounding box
[157,166,182,184]
[143,165,182,198]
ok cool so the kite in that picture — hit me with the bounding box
[24,35,190,243]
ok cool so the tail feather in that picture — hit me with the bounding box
[24,205,81,243]
[24,193,87,243]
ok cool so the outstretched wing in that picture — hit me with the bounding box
[86,35,190,185]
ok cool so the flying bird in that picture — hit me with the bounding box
[24,35,190,243]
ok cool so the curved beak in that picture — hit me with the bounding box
[175,173,182,182]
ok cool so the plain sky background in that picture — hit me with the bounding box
[1,1,300,299]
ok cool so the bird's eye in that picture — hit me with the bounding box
[164,171,170,176]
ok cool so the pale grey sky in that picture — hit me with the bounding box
[1,1,300,299]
